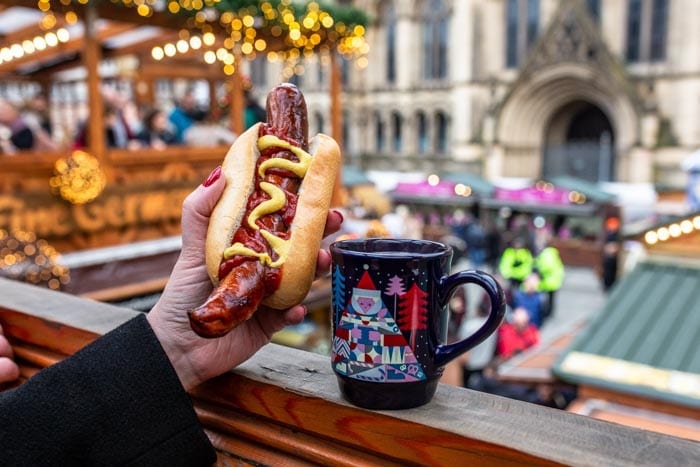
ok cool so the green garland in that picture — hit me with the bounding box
[213,1,369,28]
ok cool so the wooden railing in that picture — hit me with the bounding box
[1,277,699,465]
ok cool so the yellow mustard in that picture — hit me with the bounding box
[223,135,312,268]
[257,135,312,179]
[247,182,286,230]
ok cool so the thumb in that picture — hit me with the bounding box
[180,166,225,260]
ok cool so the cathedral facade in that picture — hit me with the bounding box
[269,0,699,189]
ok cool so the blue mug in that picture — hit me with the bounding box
[330,239,505,410]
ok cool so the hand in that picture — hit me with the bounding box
[0,323,20,384]
[147,167,343,390]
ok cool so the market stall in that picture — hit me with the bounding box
[0,1,367,302]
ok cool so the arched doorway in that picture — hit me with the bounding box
[543,101,615,182]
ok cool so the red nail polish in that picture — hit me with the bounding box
[203,166,222,187]
[332,209,344,223]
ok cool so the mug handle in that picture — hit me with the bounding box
[434,270,506,368]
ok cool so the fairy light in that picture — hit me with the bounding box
[189,35,202,49]
[49,150,106,204]
[0,229,70,291]
[1,25,69,67]
[203,50,216,64]
[151,46,164,60]
[163,43,176,57]
[56,28,70,42]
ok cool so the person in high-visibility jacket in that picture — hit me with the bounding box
[498,238,534,290]
[534,245,564,322]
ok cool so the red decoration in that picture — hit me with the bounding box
[397,282,429,349]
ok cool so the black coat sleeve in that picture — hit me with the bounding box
[0,314,216,466]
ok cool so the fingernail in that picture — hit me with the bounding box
[203,166,222,187]
[332,209,344,223]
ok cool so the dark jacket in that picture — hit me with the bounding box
[0,314,215,466]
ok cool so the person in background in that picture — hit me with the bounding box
[533,230,564,323]
[458,304,499,389]
[0,323,19,384]
[465,216,487,269]
[169,91,205,143]
[512,272,544,328]
[0,98,35,154]
[601,217,621,292]
[138,108,179,149]
[183,111,238,147]
[498,237,533,291]
[496,307,540,360]
[484,218,503,273]
[22,93,58,151]
[244,89,266,130]
[0,167,344,464]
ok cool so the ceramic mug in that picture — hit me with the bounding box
[330,238,505,410]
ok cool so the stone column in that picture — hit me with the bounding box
[601,1,626,57]
[395,2,417,90]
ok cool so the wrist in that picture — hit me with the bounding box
[146,309,201,391]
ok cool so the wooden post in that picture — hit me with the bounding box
[83,3,105,161]
[329,51,345,207]
[208,79,218,118]
[134,69,154,108]
[229,54,244,135]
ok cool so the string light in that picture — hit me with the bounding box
[644,215,700,245]
[49,150,107,204]
[0,27,69,66]
[143,1,368,76]
[0,229,70,290]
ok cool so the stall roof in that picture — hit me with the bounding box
[553,261,700,408]
[342,165,372,187]
[441,171,495,198]
[546,175,617,204]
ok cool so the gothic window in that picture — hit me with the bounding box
[626,0,668,63]
[317,59,325,87]
[250,56,267,88]
[392,112,403,153]
[342,110,349,152]
[417,112,428,154]
[386,2,397,83]
[586,0,601,22]
[435,112,448,154]
[341,55,350,87]
[422,0,449,80]
[650,0,669,61]
[506,0,540,68]
[375,112,385,152]
[288,72,302,88]
[315,111,325,135]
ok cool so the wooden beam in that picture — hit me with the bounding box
[0,22,137,75]
[229,52,244,135]
[140,61,224,80]
[329,51,345,207]
[2,278,700,466]
[0,18,66,47]
[104,31,180,57]
[83,3,105,161]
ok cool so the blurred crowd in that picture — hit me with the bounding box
[0,87,264,156]
[341,200,576,409]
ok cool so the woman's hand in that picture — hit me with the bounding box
[147,167,343,390]
[0,323,20,384]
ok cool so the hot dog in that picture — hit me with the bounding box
[188,84,341,338]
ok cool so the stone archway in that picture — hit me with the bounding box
[543,100,615,182]
[489,1,643,182]
[495,65,638,181]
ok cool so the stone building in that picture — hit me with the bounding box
[258,0,698,189]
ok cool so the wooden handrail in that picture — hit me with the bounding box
[1,277,699,465]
